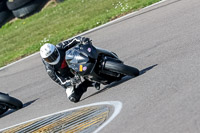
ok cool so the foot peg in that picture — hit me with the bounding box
[94,82,100,90]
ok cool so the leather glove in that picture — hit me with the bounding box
[81,37,91,44]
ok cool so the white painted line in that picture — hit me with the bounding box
[0,0,168,71]
[0,52,39,71]
[0,101,123,132]
[78,0,168,36]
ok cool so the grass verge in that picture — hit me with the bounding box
[0,0,160,67]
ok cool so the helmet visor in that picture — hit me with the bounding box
[44,49,59,63]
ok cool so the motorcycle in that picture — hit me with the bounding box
[0,92,23,115]
[65,42,139,88]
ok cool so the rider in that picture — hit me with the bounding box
[40,36,95,103]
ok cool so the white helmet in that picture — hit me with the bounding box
[40,43,60,65]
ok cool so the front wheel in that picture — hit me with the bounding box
[104,61,139,77]
[0,104,9,115]
[0,93,23,110]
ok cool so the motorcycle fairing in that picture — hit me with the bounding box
[65,43,98,76]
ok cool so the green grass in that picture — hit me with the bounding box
[0,0,160,67]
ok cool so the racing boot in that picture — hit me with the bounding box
[65,86,77,102]
[93,82,101,90]
[67,80,93,103]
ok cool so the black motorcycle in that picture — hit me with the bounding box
[65,42,139,88]
[0,92,23,115]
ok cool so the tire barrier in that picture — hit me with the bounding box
[0,0,63,27]
[0,0,14,27]
[0,0,8,12]
[6,0,33,10]
[12,0,49,18]
[0,10,14,27]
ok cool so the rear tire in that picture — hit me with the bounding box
[104,61,139,77]
[0,93,23,110]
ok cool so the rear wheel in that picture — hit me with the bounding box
[104,61,139,77]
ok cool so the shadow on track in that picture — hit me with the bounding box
[0,99,38,118]
[139,64,158,75]
[81,64,158,101]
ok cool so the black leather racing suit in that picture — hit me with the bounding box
[42,36,93,94]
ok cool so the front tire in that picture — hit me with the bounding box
[0,104,9,115]
[104,61,139,77]
[0,93,23,110]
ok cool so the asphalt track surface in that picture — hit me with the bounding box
[1,0,200,132]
